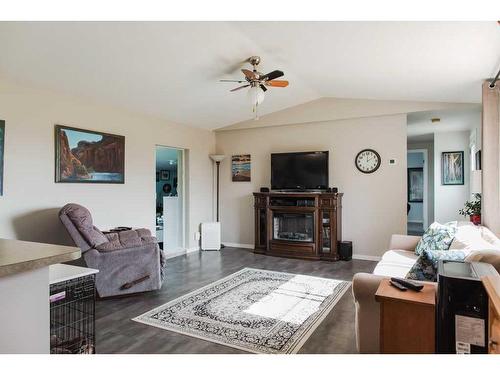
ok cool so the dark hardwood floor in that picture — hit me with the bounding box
[95,247,376,354]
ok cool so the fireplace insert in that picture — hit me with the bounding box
[273,212,314,242]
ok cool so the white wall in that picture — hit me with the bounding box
[434,131,470,223]
[0,79,215,250]
[215,114,407,259]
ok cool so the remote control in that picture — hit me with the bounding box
[391,277,424,292]
[389,280,407,291]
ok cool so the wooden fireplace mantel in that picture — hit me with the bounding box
[253,192,343,261]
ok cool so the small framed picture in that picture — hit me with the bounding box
[160,170,170,180]
[442,151,464,185]
[232,154,251,182]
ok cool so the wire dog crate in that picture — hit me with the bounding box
[50,274,96,354]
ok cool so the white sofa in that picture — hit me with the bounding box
[352,222,500,354]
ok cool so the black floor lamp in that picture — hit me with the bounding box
[210,154,225,249]
[210,154,225,222]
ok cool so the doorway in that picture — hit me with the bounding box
[155,146,185,255]
[407,149,428,235]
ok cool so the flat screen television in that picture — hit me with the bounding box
[271,151,329,190]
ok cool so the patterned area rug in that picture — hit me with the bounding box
[133,268,350,354]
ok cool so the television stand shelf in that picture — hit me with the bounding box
[253,192,343,261]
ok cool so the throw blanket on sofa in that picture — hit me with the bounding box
[406,249,466,281]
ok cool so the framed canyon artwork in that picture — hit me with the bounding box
[55,125,125,183]
[0,120,4,195]
[231,154,251,182]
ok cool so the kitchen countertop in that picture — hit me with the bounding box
[0,238,81,278]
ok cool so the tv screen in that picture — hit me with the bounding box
[271,151,329,190]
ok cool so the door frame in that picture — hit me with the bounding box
[407,149,428,229]
[155,145,187,254]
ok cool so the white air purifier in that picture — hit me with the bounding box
[201,222,221,251]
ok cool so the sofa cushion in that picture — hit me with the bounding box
[381,249,419,264]
[97,229,157,252]
[415,221,457,256]
[373,250,419,278]
[406,249,467,281]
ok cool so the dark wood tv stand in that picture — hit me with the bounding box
[253,192,343,261]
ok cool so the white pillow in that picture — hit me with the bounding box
[449,223,500,252]
[479,226,500,248]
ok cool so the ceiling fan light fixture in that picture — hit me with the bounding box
[247,85,265,106]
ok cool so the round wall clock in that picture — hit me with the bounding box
[355,149,381,174]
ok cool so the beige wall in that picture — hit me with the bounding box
[433,131,470,223]
[215,114,408,259]
[482,81,500,235]
[0,80,215,249]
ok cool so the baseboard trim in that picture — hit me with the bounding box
[352,254,382,262]
[164,250,186,259]
[219,244,381,261]
[222,242,254,249]
[164,247,199,259]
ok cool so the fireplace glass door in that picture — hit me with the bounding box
[272,212,314,242]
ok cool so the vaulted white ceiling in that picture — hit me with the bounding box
[0,21,498,129]
[407,108,481,141]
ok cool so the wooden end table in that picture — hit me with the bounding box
[375,279,436,354]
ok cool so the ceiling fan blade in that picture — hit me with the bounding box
[241,69,256,80]
[230,84,250,92]
[261,70,284,81]
[265,80,289,88]
[260,84,268,92]
[220,79,247,83]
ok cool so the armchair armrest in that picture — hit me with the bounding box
[389,234,421,251]
[352,272,386,353]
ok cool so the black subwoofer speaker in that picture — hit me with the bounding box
[338,241,352,261]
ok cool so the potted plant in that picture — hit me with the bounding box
[459,193,481,225]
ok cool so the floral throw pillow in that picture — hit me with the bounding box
[415,222,457,256]
[406,249,466,282]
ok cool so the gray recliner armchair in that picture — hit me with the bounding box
[59,203,166,297]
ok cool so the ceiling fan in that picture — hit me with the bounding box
[220,56,289,119]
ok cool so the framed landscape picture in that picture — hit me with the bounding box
[407,167,423,202]
[55,125,125,183]
[0,120,4,195]
[232,154,251,182]
[442,151,464,185]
